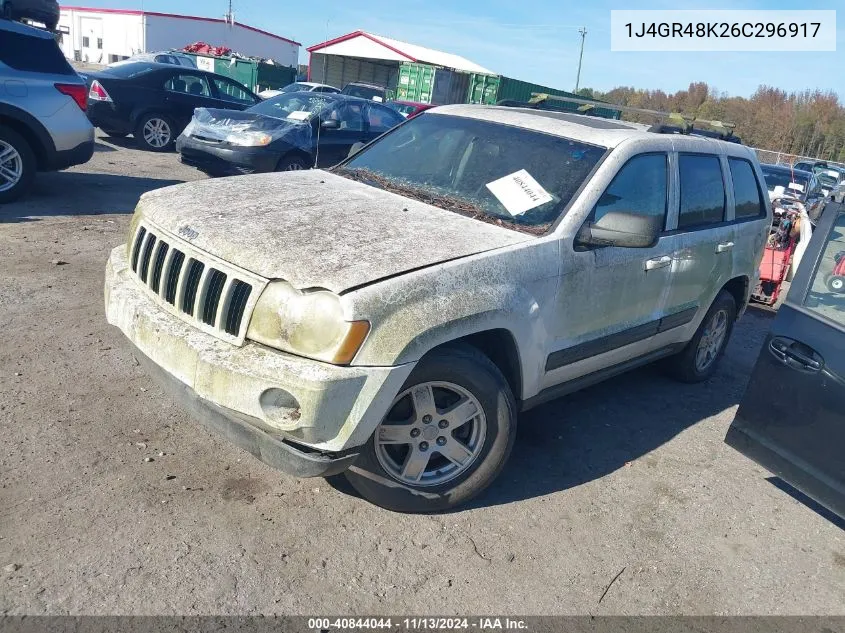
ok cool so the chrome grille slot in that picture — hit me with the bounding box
[163,250,184,305]
[225,280,252,336]
[138,234,157,283]
[126,222,264,343]
[150,241,169,292]
[182,259,205,315]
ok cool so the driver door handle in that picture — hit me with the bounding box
[769,338,823,373]
[644,255,672,271]
[716,241,735,253]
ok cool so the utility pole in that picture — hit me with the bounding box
[574,27,587,94]
[225,0,234,24]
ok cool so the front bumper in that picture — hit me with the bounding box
[105,246,413,474]
[176,135,281,175]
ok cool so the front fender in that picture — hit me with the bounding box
[346,240,560,399]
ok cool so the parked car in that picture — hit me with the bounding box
[759,163,825,221]
[109,52,197,68]
[85,61,259,151]
[726,200,845,520]
[0,20,93,202]
[386,100,435,119]
[176,92,405,175]
[257,82,340,99]
[105,105,770,512]
[816,169,841,198]
[341,82,388,102]
[0,0,58,30]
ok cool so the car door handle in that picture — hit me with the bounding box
[716,241,735,253]
[644,256,672,271]
[769,337,823,373]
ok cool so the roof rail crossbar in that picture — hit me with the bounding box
[527,93,738,140]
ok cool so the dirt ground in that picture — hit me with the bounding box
[1,134,844,615]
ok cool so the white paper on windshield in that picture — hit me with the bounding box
[286,110,311,121]
[485,169,554,216]
[372,96,383,102]
[788,182,805,192]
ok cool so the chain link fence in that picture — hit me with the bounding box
[752,148,845,169]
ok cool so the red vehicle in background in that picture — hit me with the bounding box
[386,100,435,119]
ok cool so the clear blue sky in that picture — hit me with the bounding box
[77,0,842,98]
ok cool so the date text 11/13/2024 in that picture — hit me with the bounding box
[307,617,529,631]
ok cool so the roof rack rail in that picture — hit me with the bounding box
[527,93,739,140]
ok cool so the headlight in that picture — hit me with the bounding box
[247,282,370,365]
[226,131,272,147]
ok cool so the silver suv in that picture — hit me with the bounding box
[0,20,94,202]
[105,105,770,512]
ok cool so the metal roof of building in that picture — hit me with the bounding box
[307,31,494,74]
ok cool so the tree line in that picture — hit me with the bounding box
[578,83,845,162]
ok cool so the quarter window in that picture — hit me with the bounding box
[804,212,845,328]
[729,158,766,219]
[593,153,668,227]
[678,154,726,229]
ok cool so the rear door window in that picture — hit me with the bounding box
[165,73,211,97]
[804,212,845,328]
[728,158,766,219]
[211,77,256,105]
[366,104,405,134]
[678,154,726,229]
[0,31,75,75]
[593,153,668,227]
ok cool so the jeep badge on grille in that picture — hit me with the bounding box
[178,225,199,240]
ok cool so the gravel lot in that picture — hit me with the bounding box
[1,134,844,615]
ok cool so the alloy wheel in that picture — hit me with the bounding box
[142,118,171,148]
[375,381,487,487]
[0,140,23,193]
[695,309,729,372]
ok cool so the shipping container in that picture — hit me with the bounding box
[183,52,296,94]
[397,62,471,105]
[466,73,620,119]
[309,52,397,95]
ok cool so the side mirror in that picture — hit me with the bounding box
[576,211,662,249]
[347,141,366,158]
[320,119,340,130]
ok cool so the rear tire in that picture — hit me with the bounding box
[344,344,517,513]
[134,113,175,152]
[666,291,737,383]
[0,125,36,204]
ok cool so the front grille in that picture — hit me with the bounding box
[129,223,261,341]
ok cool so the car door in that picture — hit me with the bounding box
[208,75,259,111]
[314,100,369,167]
[161,71,217,131]
[544,152,675,388]
[726,202,845,519]
[659,152,736,328]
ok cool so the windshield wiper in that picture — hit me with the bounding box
[333,167,548,236]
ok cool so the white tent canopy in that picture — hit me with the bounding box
[307,31,494,74]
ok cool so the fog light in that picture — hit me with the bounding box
[259,388,301,427]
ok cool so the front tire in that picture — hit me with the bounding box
[344,345,517,513]
[134,113,174,152]
[666,291,737,383]
[0,126,36,204]
[276,154,310,171]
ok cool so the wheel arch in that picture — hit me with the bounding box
[722,275,750,316]
[0,104,56,170]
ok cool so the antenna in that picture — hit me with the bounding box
[224,0,234,25]
[313,19,329,168]
[574,27,586,93]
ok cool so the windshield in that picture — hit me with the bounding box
[104,62,156,79]
[247,93,335,121]
[279,83,313,94]
[818,173,837,189]
[335,113,607,234]
[761,166,809,194]
[343,84,384,101]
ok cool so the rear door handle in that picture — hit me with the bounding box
[644,256,672,271]
[716,241,735,253]
[769,337,823,373]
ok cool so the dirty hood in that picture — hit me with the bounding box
[137,170,531,293]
